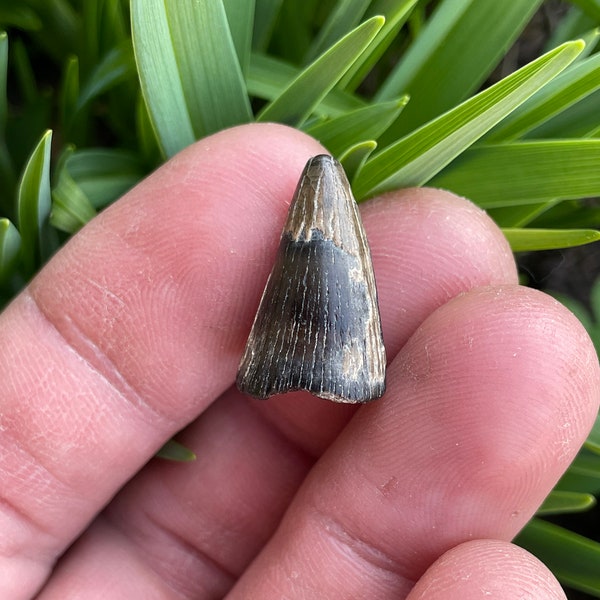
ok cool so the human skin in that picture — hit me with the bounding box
[0,124,598,599]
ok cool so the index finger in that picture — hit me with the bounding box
[0,124,323,597]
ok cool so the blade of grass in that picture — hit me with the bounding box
[528,85,600,138]
[248,52,365,114]
[303,97,408,156]
[303,0,371,64]
[488,201,558,228]
[0,218,20,283]
[376,0,544,140]
[486,50,600,142]
[76,40,136,113]
[516,518,600,597]
[60,55,79,133]
[430,139,600,207]
[81,0,129,72]
[340,140,377,182]
[339,0,419,92]
[51,149,97,234]
[156,439,196,461]
[131,0,252,158]
[257,16,384,126]
[223,0,255,75]
[252,0,284,51]
[503,228,600,252]
[529,199,600,229]
[353,41,584,199]
[0,31,15,216]
[570,0,600,22]
[60,148,144,210]
[17,129,54,275]
[537,490,596,515]
[557,450,600,492]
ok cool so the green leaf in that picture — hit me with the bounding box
[570,0,600,22]
[486,50,600,142]
[81,0,129,71]
[76,40,136,113]
[530,199,600,230]
[545,8,594,52]
[12,38,38,105]
[0,30,15,214]
[131,0,252,158]
[156,439,196,461]
[252,0,284,50]
[135,92,162,167]
[0,218,20,283]
[339,0,419,92]
[223,0,255,75]
[248,52,365,115]
[488,201,558,228]
[503,228,600,252]
[50,148,96,234]
[303,0,371,64]
[60,55,79,132]
[17,129,54,275]
[0,29,6,133]
[0,6,42,31]
[340,140,377,183]
[353,41,584,199]
[586,411,600,455]
[529,85,600,138]
[537,490,596,515]
[57,148,144,210]
[257,16,385,126]
[303,97,408,156]
[516,518,600,597]
[557,450,600,493]
[431,140,600,207]
[376,0,544,140]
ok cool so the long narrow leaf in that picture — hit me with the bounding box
[303,98,407,156]
[430,139,600,207]
[486,50,600,142]
[537,490,596,515]
[248,52,365,115]
[529,85,600,139]
[340,0,419,91]
[376,0,543,140]
[488,202,558,228]
[223,0,255,75]
[132,0,252,158]
[0,31,15,215]
[340,140,377,182]
[503,227,600,252]
[76,41,136,113]
[353,42,584,199]
[257,16,384,126]
[303,0,371,64]
[17,130,54,275]
[252,0,284,51]
[0,218,20,283]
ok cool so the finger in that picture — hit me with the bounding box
[37,189,518,597]
[250,187,519,457]
[229,285,600,599]
[406,540,567,600]
[0,123,325,597]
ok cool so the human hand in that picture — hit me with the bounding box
[1,124,598,599]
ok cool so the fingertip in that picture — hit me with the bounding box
[406,539,566,600]
[361,187,518,355]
